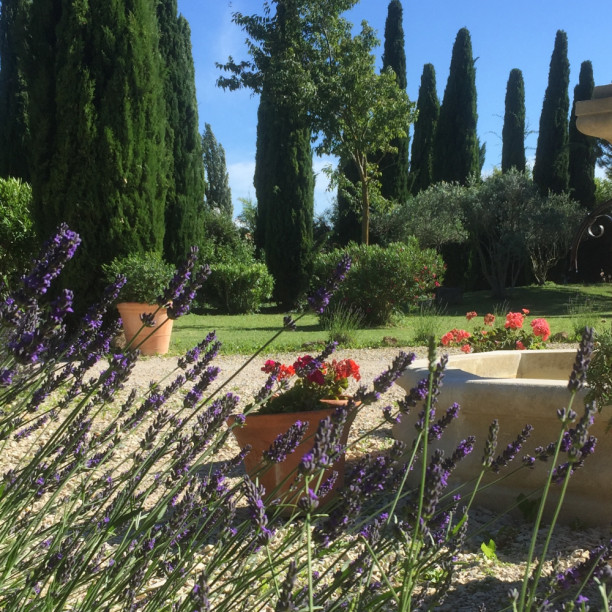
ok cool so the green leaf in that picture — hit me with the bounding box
[480,539,498,561]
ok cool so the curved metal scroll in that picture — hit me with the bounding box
[569,198,612,272]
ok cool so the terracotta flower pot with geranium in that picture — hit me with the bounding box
[441,309,551,353]
[227,347,362,511]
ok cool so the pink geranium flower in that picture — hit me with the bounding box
[530,318,551,342]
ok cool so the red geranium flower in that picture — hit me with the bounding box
[530,318,551,342]
[504,312,524,330]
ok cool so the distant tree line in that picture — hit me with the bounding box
[0,0,606,309]
[0,0,233,308]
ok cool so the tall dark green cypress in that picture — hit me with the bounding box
[410,63,439,194]
[533,30,570,195]
[0,0,30,181]
[501,68,526,173]
[27,0,169,305]
[253,86,274,257]
[263,101,314,307]
[334,157,361,245]
[569,60,596,207]
[379,0,409,203]
[158,1,205,265]
[202,123,232,217]
[245,2,314,308]
[432,28,479,185]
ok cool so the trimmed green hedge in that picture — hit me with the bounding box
[313,240,445,326]
[206,262,274,314]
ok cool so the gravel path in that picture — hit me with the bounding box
[8,344,609,609]
[111,344,610,610]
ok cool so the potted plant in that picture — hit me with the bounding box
[102,252,176,355]
[227,351,362,510]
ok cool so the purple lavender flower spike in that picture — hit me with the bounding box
[297,487,319,513]
[315,341,338,363]
[263,420,309,463]
[158,245,199,305]
[372,351,416,395]
[275,560,298,612]
[490,424,533,473]
[401,377,429,411]
[300,407,348,474]
[167,264,211,320]
[428,402,460,441]
[139,312,156,327]
[178,332,217,369]
[422,449,447,520]
[568,326,594,392]
[49,289,74,325]
[0,368,13,387]
[18,223,81,302]
[243,476,275,546]
[482,419,499,468]
[307,254,351,314]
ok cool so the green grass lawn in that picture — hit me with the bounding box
[170,282,612,355]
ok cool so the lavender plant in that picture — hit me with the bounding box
[0,225,610,611]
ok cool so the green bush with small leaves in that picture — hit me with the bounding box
[206,261,274,314]
[312,240,445,326]
[102,252,175,304]
[0,178,35,293]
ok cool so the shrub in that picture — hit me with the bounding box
[0,177,35,293]
[198,208,253,266]
[312,240,444,326]
[206,260,274,313]
[102,251,175,304]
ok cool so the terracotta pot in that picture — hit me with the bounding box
[227,398,357,511]
[116,302,174,356]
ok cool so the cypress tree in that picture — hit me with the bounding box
[410,63,439,194]
[202,123,232,217]
[263,100,314,307]
[158,1,206,265]
[533,30,570,195]
[253,86,274,257]
[568,60,596,207]
[229,1,314,308]
[501,68,526,173]
[334,157,362,245]
[0,0,30,181]
[379,0,409,203]
[432,28,479,185]
[27,0,169,305]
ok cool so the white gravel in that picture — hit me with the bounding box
[112,344,610,610]
[7,343,609,609]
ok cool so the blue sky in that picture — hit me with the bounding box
[179,0,612,218]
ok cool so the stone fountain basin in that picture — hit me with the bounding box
[392,349,612,526]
